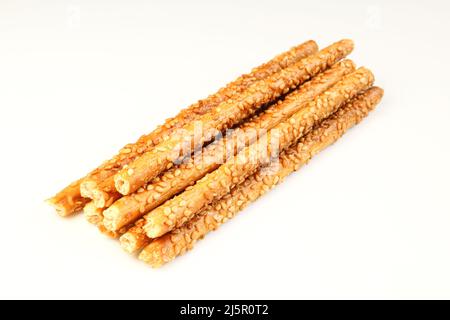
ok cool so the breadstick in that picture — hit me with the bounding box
[48,40,318,216]
[83,205,131,237]
[83,202,123,237]
[138,87,384,267]
[142,67,373,238]
[85,200,131,237]
[120,219,152,253]
[83,201,104,225]
[104,60,356,231]
[46,179,89,217]
[114,40,354,196]
[84,201,123,236]
[88,177,121,208]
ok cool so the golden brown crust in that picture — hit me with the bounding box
[89,177,122,208]
[49,40,318,216]
[119,219,152,253]
[114,40,354,196]
[103,60,356,231]
[141,67,373,239]
[78,40,318,205]
[138,87,384,267]
[83,201,104,225]
[46,179,89,217]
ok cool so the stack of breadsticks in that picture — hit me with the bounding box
[48,39,383,267]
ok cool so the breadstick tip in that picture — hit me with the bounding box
[119,233,139,254]
[143,219,164,239]
[80,180,97,198]
[45,198,63,216]
[370,86,384,99]
[114,176,130,195]
[102,207,119,231]
[340,38,354,48]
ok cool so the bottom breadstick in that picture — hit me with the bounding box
[137,87,383,267]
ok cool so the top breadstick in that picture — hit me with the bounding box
[47,40,318,216]
[114,39,354,195]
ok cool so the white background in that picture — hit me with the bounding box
[1,0,449,299]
